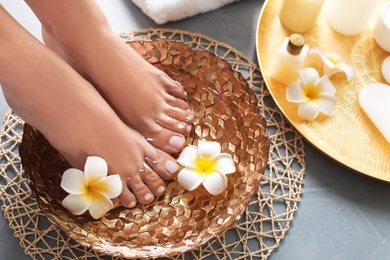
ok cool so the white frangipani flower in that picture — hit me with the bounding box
[61,156,122,219]
[177,140,236,195]
[310,48,354,81]
[286,68,337,121]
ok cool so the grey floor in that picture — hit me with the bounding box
[1,0,390,259]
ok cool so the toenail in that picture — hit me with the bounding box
[128,201,136,208]
[169,135,185,150]
[186,125,192,134]
[186,113,194,123]
[165,160,179,175]
[144,193,153,202]
[157,186,165,194]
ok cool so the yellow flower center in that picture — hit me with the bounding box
[328,56,340,65]
[303,83,321,101]
[195,156,216,175]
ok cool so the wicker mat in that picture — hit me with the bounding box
[0,29,305,259]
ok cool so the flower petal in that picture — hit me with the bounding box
[317,94,337,116]
[316,75,336,95]
[177,168,205,191]
[324,52,342,62]
[298,68,320,86]
[90,174,123,199]
[213,153,236,175]
[62,192,92,215]
[84,156,108,186]
[177,145,199,168]
[322,53,342,68]
[298,101,320,121]
[286,82,309,103]
[61,168,87,195]
[309,47,322,56]
[202,171,228,195]
[89,189,114,219]
[326,65,354,81]
[198,140,221,158]
[341,65,354,81]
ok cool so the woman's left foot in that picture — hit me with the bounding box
[42,26,194,154]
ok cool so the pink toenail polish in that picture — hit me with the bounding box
[186,114,194,123]
[128,201,136,208]
[169,135,185,150]
[165,160,179,175]
[144,193,153,202]
[186,125,192,134]
[157,186,165,194]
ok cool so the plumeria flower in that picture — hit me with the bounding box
[286,68,337,121]
[310,48,354,81]
[61,156,122,219]
[177,140,236,195]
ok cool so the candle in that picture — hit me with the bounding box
[359,83,390,144]
[279,0,325,33]
[382,56,390,84]
[326,0,379,35]
[374,3,390,53]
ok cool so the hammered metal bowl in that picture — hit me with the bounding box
[19,38,269,259]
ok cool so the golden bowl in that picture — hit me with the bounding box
[19,38,269,259]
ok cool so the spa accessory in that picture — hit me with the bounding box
[359,83,390,143]
[279,0,325,33]
[60,156,122,219]
[326,0,379,35]
[132,0,241,24]
[286,68,337,121]
[271,34,309,85]
[177,140,236,195]
[310,48,354,81]
[382,56,390,84]
[374,3,390,53]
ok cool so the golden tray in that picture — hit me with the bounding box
[256,0,390,181]
[19,38,270,259]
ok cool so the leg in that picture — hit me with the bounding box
[0,5,179,207]
[25,0,195,154]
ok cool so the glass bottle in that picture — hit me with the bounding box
[271,34,309,85]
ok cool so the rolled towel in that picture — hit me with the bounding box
[132,0,242,24]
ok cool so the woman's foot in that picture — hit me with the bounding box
[42,22,194,154]
[0,6,180,207]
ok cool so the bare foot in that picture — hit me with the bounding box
[0,6,180,207]
[42,25,194,154]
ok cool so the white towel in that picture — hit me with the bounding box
[132,0,241,24]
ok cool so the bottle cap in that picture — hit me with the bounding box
[287,34,305,55]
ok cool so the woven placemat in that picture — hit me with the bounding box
[0,29,305,259]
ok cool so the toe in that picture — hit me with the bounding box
[146,148,180,180]
[126,173,155,204]
[162,72,187,99]
[119,181,137,208]
[166,106,195,124]
[157,115,192,136]
[140,163,167,196]
[147,129,186,153]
